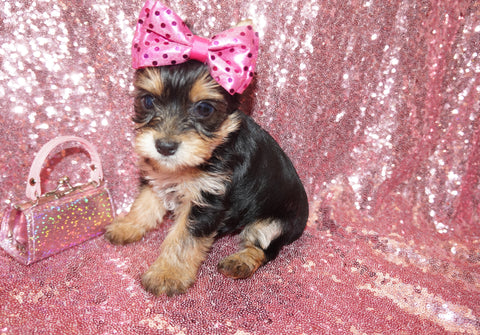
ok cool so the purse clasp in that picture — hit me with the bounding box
[43,177,81,199]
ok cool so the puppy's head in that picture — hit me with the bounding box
[133,61,241,171]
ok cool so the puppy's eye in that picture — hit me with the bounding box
[142,95,155,109]
[193,102,215,118]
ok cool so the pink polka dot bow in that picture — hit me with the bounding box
[132,1,259,95]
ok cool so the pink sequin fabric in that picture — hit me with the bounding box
[1,0,479,334]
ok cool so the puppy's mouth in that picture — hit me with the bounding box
[135,129,214,171]
[134,111,242,172]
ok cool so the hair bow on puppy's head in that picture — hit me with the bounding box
[132,1,259,95]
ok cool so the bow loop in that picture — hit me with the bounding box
[132,1,259,94]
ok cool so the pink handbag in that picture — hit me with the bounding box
[0,136,115,265]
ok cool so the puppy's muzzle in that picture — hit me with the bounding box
[155,139,179,156]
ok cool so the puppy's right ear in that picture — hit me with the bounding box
[224,92,241,114]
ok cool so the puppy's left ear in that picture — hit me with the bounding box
[224,92,241,114]
[221,18,255,113]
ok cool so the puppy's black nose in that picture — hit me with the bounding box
[155,139,179,156]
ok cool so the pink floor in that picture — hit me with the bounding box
[1,0,479,333]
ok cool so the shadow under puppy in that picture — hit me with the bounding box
[105,1,308,296]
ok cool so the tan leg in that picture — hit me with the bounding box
[141,204,214,296]
[217,219,282,279]
[217,243,266,279]
[104,186,166,245]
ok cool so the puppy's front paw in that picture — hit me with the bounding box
[141,264,193,296]
[104,217,145,245]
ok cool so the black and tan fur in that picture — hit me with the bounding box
[105,61,309,296]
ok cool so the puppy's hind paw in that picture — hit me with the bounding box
[104,217,145,245]
[218,256,255,279]
[217,246,266,279]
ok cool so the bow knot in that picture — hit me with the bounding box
[190,36,210,63]
[132,1,259,95]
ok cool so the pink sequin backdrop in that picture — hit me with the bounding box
[1,0,479,334]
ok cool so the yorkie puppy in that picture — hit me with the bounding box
[105,1,308,296]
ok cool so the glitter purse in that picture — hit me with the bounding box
[0,136,115,265]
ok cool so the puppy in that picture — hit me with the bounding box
[104,60,308,296]
[105,0,308,295]
[105,61,308,295]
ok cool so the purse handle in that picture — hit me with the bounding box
[26,136,103,201]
